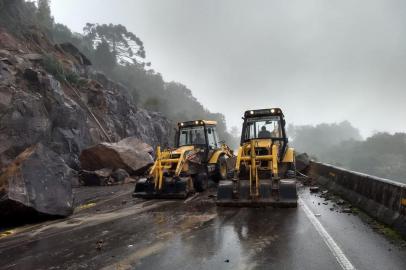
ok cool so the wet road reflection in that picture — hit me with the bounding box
[132,206,340,270]
[1,188,406,270]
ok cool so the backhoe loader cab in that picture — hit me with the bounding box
[217,108,297,207]
[134,120,235,199]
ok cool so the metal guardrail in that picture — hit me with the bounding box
[308,161,406,237]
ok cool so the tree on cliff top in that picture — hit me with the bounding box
[83,23,146,67]
[36,0,54,35]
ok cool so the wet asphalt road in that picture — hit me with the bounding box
[0,185,405,270]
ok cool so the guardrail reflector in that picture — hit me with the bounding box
[401,198,406,206]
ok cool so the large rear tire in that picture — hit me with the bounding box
[213,155,228,182]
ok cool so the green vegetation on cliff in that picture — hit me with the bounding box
[0,0,238,148]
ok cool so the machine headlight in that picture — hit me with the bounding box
[250,110,254,115]
[180,122,184,126]
[271,109,275,113]
[195,121,199,125]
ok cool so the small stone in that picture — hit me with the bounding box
[224,259,230,263]
[337,199,345,205]
[310,186,319,193]
[23,68,39,83]
[22,53,43,61]
[96,240,104,250]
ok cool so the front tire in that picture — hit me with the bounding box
[213,155,228,182]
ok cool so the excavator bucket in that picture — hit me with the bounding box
[133,176,192,199]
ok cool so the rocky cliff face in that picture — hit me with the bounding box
[0,26,174,218]
[0,27,173,172]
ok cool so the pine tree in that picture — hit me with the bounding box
[36,0,54,35]
[93,39,117,73]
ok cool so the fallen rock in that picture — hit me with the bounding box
[337,199,345,205]
[310,186,319,193]
[0,144,74,219]
[79,168,113,186]
[111,168,130,182]
[295,153,310,172]
[342,208,352,213]
[79,137,154,175]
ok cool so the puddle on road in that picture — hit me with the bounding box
[105,207,284,270]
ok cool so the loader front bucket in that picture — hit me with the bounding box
[133,176,192,199]
[216,179,297,207]
[278,179,298,207]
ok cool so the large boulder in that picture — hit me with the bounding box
[296,153,310,173]
[0,143,74,218]
[79,137,154,175]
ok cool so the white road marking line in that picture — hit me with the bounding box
[299,197,356,270]
[184,193,199,203]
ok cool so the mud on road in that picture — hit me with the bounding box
[1,184,406,270]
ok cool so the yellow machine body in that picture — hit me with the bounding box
[217,108,297,207]
[134,120,235,199]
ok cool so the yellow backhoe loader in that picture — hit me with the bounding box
[134,120,235,199]
[216,108,297,207]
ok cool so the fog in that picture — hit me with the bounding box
[51,0,406,137]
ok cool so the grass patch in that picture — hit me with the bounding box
[42,54,85,87]
[349,206,405,244]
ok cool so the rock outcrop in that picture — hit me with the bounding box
[0,27,173,172]
[0,143,74,218]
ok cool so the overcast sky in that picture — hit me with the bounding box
[50,0,406,138]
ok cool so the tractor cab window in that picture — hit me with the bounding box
[206,126,218,149]
[179,126,206,146]
[244,116,282,140]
